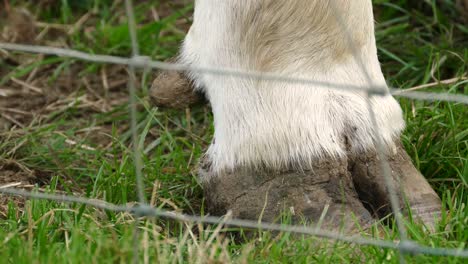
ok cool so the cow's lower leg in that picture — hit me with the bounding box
[150,0,443,232]
[150,67,442,231]
[151,74,442,231]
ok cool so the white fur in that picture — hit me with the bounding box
[181,0,405,176]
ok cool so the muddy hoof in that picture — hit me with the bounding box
[199,156,375,233]
[350,141,442,230]
[150,58,203,109]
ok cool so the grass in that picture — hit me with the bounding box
[0,0,467,263]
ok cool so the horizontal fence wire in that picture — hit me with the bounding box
[1,43,467,105]
[0,187,468,258]
[0,1,467,263]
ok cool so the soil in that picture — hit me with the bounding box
[0,160,51,217]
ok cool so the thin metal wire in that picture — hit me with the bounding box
[124,0,146,206]
[1,187,468,258]
[327,2,408,257]
[390,89,468,104]
[0,43,384,94]
[365,97,408,264]
[1,42,468,105]
[326,2,414,262]
[125,0,140,57]
[123,1,145,263]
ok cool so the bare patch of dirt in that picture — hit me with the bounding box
[0,61,130,130]
[0,160,51,217]
[0,0,193,130]
[0,4,132,130]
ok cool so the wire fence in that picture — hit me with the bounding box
[0,0,467,262]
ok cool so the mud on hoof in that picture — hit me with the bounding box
[350,141,442,230]
[199,156,375,233]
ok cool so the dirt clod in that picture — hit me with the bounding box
[1,7,37,44]
[150,58,204,109]
[0,161,51,217]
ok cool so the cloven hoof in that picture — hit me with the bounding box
[199,155,375,233]
[198,140,442,233]
[350,141,442,231]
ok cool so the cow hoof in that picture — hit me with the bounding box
[350,140,442,231]
[199,155,375,233]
